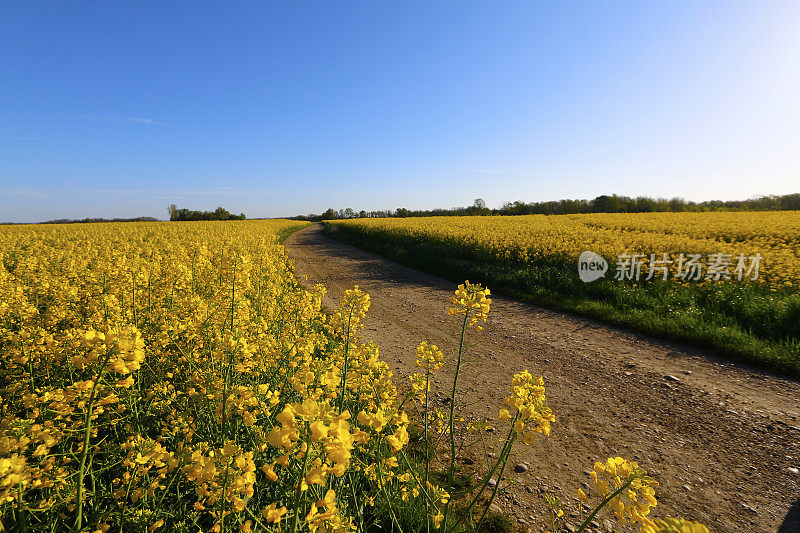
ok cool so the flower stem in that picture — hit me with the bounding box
[442,310,470,527]
[424,366,431,533]
[291,435,311,533]
[576,479,633,533]
[450,411,519,533]
[73,352,113,532]
[338,304,355,413]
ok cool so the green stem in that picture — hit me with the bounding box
[424,366,431,533]
[230,260,236,332]
[442,310,470,527]
[132,272,137,327]
[154,459,183,508]
[147,271,152,324]
[17,482,28,532]
[575,479,633,533]
[221,261,236,439]
[396,451,436,507]
[243,504,269,531]
[219,459,231,533]
[73,352,113,532]
[291,434,311,533]
[221,343,234,439]
[24,342,34,393]
[375,456,404,533]
[474,432,516,531]
[337,304,355,413]
[117,464,139,533]
[450,412,519,533]
[102,273,109,323]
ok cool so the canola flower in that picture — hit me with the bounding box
[409,341,445,405]
[500,370,555,445]
[454,369,554,531]
[638,518,711,533]
[441,282,492,525]
[407,339,447,528]
[448,281,491,330]
[575,457,659,531]
[414,341,445,373]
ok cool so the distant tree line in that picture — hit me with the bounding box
[498,193,800,215]
[168,204,246,221]
[290,193,800,220]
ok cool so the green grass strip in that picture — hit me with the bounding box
[276,221,312,244]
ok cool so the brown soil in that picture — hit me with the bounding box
[285,224,800,533]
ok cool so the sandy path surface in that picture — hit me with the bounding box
[285,224,800,533]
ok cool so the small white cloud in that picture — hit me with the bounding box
[63,114,161,125]
[0,187,53,199]
[471,169,528,175]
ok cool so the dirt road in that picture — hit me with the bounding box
[285,224,800,532]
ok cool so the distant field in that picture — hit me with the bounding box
[325,212,800,375]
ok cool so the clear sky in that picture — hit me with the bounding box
[2,1,799,222]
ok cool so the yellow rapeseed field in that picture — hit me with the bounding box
[0,220,709,532]
[0,220,411,532]
[330,212,800,290]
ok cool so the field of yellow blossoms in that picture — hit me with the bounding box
[328,212,800,290]
[1,220,709,532]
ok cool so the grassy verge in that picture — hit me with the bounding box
[275,221,311,243]
[323,223,800,377]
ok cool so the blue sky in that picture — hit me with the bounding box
[2,1,799,222]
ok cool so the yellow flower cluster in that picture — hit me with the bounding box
[74,326,146,387]
[328,285,370,333]
[414,341,444,373]
[305,489,354,532]
[331,211,800,290]
[181,442,256,515]
[409,341,445,405]
[638,518,711,533]
[587,457,659,526]
[448,280,491,329]
[265,398,358,487]
[575,458,711,533]
[499,370,555,444]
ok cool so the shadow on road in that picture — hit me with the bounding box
[778,498,800,532]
